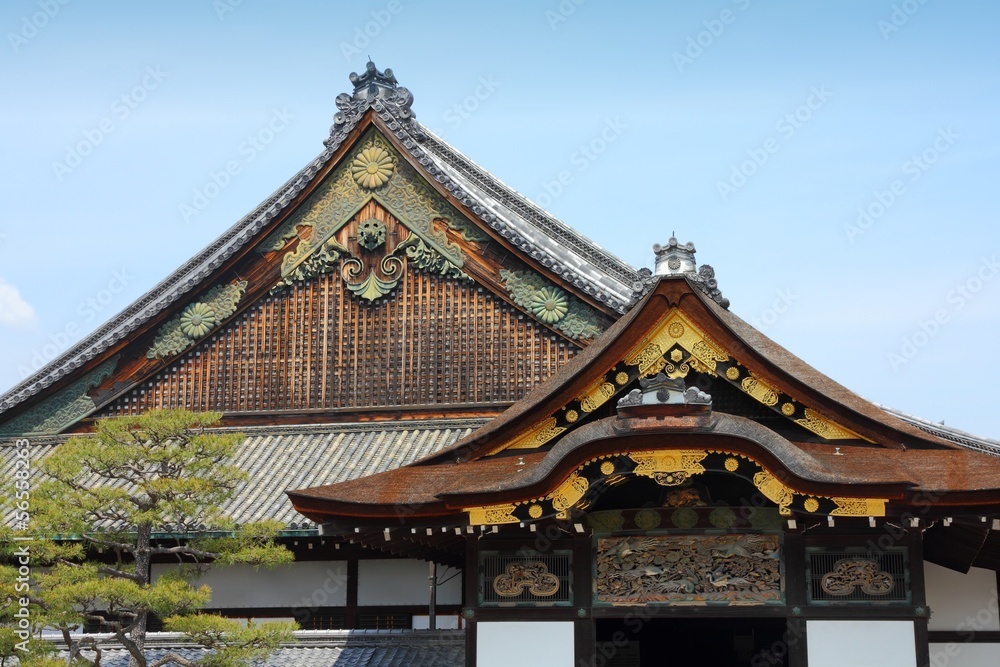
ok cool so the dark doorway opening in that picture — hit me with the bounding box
[596,617,790,667]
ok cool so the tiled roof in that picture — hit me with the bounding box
[877,404,1000,457]
[45,631,465,667]
[1,420,483,530]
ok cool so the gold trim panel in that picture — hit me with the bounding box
[465,504,519,525]
[505,417,567,450]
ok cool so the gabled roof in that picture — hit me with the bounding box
[288,271,1000,527]
[0,63,638,434]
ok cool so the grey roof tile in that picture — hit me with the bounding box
[40,631,466,667]
[48,642,464,667]
[2,420,484,530]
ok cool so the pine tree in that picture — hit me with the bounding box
[2,409,297,667]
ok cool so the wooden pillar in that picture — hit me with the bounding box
[346,558,358,629]
[464,533,479,667]
[909,530,930,667]
[573,530,595,667]
[783,531,809,667]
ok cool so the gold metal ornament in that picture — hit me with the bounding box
[351,145,394,189]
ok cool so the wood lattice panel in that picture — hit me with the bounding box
[100,269,579,416]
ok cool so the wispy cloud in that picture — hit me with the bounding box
[0,278,37,328]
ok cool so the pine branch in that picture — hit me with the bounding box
[148,653,198,667]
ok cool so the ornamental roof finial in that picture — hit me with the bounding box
[349,60,400,101]
[632,237,730,309]
[653,236,697,276]
[326,62,420,148]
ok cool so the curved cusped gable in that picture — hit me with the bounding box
[428,275,961,463]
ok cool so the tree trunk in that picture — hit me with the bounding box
[129,523,152,667]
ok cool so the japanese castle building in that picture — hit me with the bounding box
[3,63,1000,667]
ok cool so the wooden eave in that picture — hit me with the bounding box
[288,410,1000,527]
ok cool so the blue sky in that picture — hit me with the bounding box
[0,1,997,437]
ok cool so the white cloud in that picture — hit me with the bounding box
[0,277,38,327]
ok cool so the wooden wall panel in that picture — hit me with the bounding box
[99,269,579,417]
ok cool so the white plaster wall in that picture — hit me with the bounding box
[412,614,461,629]
[929,643,1000,667]
[357,559,461,606]
[925,563,1000,632]
[477,621,574,667]
[807,620,916,667]
[151,561,348,608]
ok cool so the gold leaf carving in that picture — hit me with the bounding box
[741,374,780,407]
[506,417,566,450]
[625,342,663,374]
[466,504,519,526]
[689,340,728,372]
[795,409,864,441]
[579,382,615,413]
[753,471,794,511]
[629,450,708,487]
[830,498,887,517]
[549,473,590,512]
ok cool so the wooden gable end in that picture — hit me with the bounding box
[92,246,581,421]
[0,119,621,436]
